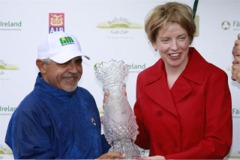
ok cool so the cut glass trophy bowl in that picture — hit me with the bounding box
[95,60,140,159]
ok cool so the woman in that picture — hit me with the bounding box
[134,2,232,159]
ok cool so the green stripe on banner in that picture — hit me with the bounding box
[193,0,199,20]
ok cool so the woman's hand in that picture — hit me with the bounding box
[140,155,165,160]
[96,151,125,160]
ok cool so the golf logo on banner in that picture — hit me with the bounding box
[49,13,65,33]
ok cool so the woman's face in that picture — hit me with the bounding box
[153,23,191,70]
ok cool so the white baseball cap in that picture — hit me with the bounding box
[37,31,90,63]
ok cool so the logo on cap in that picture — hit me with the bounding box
[59,37,75,46]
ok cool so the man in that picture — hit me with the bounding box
[232,33,240,82]
[5,31,125,159]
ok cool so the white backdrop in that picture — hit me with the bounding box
[0,0,240,159]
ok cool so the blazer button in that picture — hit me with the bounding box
[173,142,178,147]
[158,143,162,148]
[176,126,181,131]
[156,110,163,116]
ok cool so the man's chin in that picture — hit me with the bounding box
[62,86,77,92]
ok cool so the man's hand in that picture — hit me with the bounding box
[232,62,240,82]
[232,34,240,61]
[96,151,125,160]
[103,85,127,108]
[232,33,240,81]
[103,89,110,109]
[101,85,128,125]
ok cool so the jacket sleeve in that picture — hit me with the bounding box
[166,70,233,159]
[5,105,56,159]
[101,134,110,154]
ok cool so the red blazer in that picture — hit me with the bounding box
[134,47,232,159]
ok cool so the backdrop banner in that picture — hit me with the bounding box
[0,0,239,159]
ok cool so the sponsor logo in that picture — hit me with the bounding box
[0,143,12,155]
[227,150,240,159]
[49,13,64,33]
[97,17,142,29]
[59,37,74,46]
[0,59,19,80]
[222,21,231,30]
[94,62,146,73]
[98,16,199,38]
[0,21,22,31]
[233,21,240,31]
[0,105,17,115]
[97,17,142,39]
[221,20,240,31]
[232,107,240,118]
[0,59,19,70]
[194,15,199,37]
[128,63,146,73]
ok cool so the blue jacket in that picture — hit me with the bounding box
[5,73,109,159]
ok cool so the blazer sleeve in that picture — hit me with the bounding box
[134,74,151,149]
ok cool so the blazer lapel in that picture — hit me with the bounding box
[141,48,206,117]
[144,77,178,117]
[171,77,192,103]
[170,47,207,103]
[143,61,178,117]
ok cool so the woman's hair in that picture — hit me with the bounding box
[145,2,196,44]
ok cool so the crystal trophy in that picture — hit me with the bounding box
[95,60,140,159]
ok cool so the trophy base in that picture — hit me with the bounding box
[109,139,141,159]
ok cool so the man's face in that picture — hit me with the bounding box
[39,56,83,92]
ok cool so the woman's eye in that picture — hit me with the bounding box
[178,36,187,41]
[161,39,169,43]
